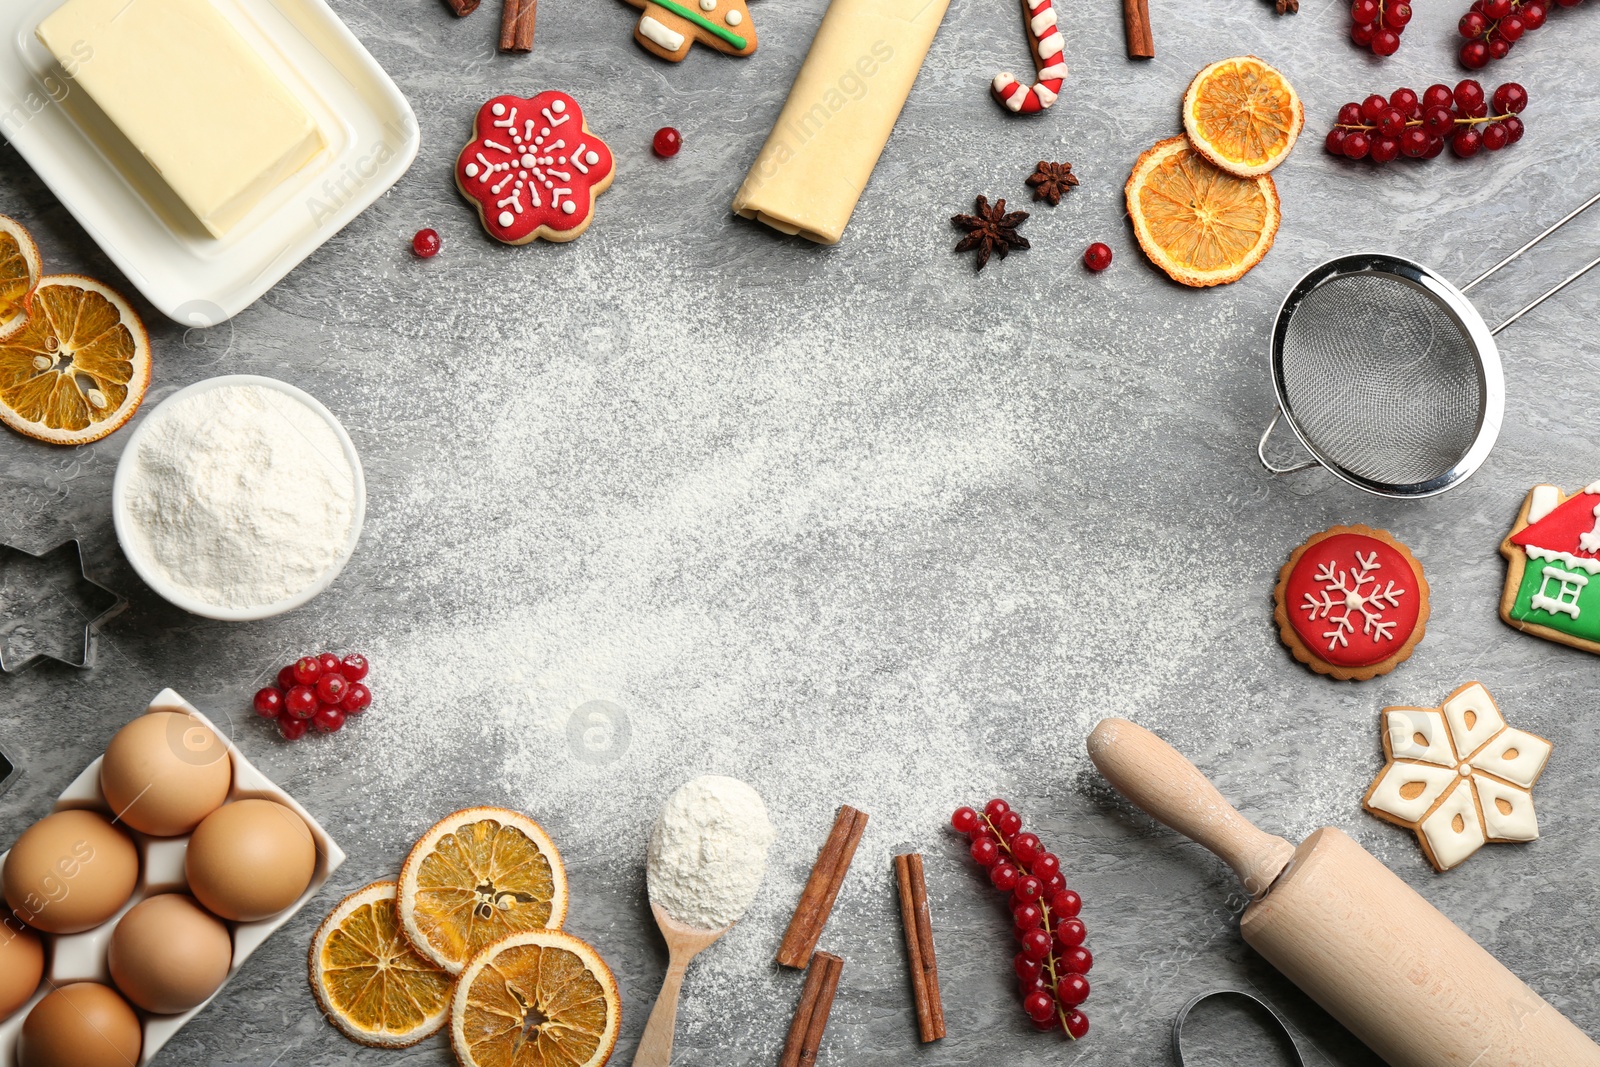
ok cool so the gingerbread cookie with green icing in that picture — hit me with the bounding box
[1500,482,1600,655]
[622,0,756,61]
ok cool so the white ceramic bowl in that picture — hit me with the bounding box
[112,374,366,621]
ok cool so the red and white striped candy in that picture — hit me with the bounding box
[991,0,1068,114]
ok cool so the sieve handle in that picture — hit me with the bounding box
[1257,409,1318,475]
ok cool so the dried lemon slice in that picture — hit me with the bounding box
[398,807,568,974]
[310,880,454,1048]
[0,215,41,339]
[1182,56,1304,178]
[1126,135,1281,288]
[451,929,619,1067]
[0,274,150,444]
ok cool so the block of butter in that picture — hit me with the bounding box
[37,0,324,237]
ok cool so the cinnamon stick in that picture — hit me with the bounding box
[443,0,480,16]
[777,805,869,968]
[894,853,945,1041]
[499,0,536,52]
[1123,0,1154,58]
[779,952,843,1067]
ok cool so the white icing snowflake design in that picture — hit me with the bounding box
[458,93,611,240]
[1301,549,1406,651]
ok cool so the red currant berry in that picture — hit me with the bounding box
[991,863,1020,892]
[316,672,348,704]
[1064,1010,1090,1040]
[1390,88,1420,117]
[970,837,1000,867]
[1014,952,1042,982]
[1455,79,1486,109]
[1555,0,1580,7]
[1031,1013,1060,1032]
[951,806,980,834]
[1014,876,1044,903]
[1019,974,1050,999]
[1376,107,1407,137]
[1371,29,1401,54]
[1057,973,1091,1007]
[1010,833,1042,865]
[313,705,346,733]
[1043,871,1066,894]
[1055,917,1088,948]
[1020,929,1052,961]
[1460,40,1490,67]
[1061,946,1093,973]
[984,798,1010,819]
[1460,9,1489,33]
[1371,137,1401,163]
[652,126,682,158]
[292,656,321,686]
[1325,128,1348,155]
[1360,94,1389,122]
[996,809,1023,839]
[1502,115,1525,142]
[1481,122,1510,150]
[317,652,341,675]
[1401,127,1433,157]
[1343,132,1372,160]
[339,653,370,681]
[1421,105,1456,136]
[1351,0,1379,20]
[1497,13,1525,39]
[1083,242,1113,272]
[1452,128,1483,157]
[1012,901,1043,929]
[1351,20,1378,44]
[285,685,318,720]
[1383,2,1412,27]
[277,664,297,689]
[1049,889,1082,917]
[1422,135,1447,159]
[1483,0,1513,16]
[1492,82,1528,114]
[412,228,441,258]
[1423,83,1455,108]
[340,682,372,713]
[1023,990,1055,1023]
[1337,102,1364,126]
[278,715,309,741]
[1488,37,1512,58]
[253,688,284,718]
[1033,852,1061,880]
[1521,2,1547,27]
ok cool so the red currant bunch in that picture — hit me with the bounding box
[253,651,373,741]
[1458,0,1579,69]
[1325,81,1527,164]
[952,799,1092,1040]
[1351,0,1413,55]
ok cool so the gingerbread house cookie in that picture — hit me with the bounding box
[1499,482,1600,655]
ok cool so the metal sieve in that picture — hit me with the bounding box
[1258,190,1600,498]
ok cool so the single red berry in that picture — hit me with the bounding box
[1019,973,1050,999]
[1376,107,1407,137]
[1390,88,1420,117]
[1014,875,1044,903]
[1343,132,1372,160]
[1521,2,1547,28]
[1014,952,1043,982]
[1351,20,1379,44]
[996,809,1023,839]
[1049,888,1082,917]
[1423,83,1455,108]
[316,672,349,705]
[278,715,309,741]
[1351,0,1379,20]
[1482,122,1510,150]
[952,806,980,834]
[1401,127,1433,157]
[1061,946,1093,973]
[1483,0,1513,16]
[340,653,370,681]
[1488,37,1512,59]
[1422,105,1456,136]
[1022,990,1055,1023]
[991,863,1020,892]
[1325,128,1349,156]
[253,688,284,718]
[1064,1010,1090,1040]
[1083,242,1113,272]
[971,837,1001,867]
[984,798,1010,819]
[1057,973,1091,1007]
[1360,94,1389,122]
[1492,82,1528,114]
[1422,135,1447,159]
[313,705,346,733]
[285,685,319,720]
[1502,115,1525,142]
[652,127,682,158]
[1337,102,1364,126]
[292,656,321,686]
[1033,852,1061,880]
[317,652,341,675]
[1055,917,1088,948]
[1452,128,1484,157]
[412,228,441,258]
[1383,2,1412,27]
[1371,137,1401,163]
[1455,79,1486,110]
[1013,901,1043,929]
[1371,29,1401,55]
[1460,40,1491,67]
[1030,1013,1059,1032]
[1043,871,1066,894]
[277,664,297,689]
[1011,832,1042,865]
[1460,9,1488,34]
[1020,928,1052,961]
[1497,12,1526,39]
[340,682,372,714]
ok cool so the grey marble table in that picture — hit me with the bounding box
[2,0,1599,1063]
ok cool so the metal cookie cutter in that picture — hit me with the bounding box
[0,539,127,672]
[1173,990,1306,1066]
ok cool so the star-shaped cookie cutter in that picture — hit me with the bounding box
[0,539,127,673]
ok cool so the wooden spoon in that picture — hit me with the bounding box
[632,903,732,1066]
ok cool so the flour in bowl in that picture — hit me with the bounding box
[648,775,776,930]
[120,383,358,610]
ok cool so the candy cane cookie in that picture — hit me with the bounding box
[991,0,1067,114]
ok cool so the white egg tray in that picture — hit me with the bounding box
[0,688,344,1066]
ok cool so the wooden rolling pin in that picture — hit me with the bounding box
[1087,718,1600,1067]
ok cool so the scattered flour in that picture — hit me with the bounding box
[121,383,357,610]
[647,775,776,929]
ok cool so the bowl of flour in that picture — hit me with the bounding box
[112,375,365,621]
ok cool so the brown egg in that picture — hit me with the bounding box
[109,893,232,1014]
[0,922,45,1020]
[100,711,231,837]
[3,810,139,934]
[18,983,141,1067]
[185,799,315,922]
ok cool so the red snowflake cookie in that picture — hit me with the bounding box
[455,92,615,245]
[1274,525,1429,681]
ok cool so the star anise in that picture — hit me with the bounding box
[951,196,1029,271]
[1026,161,1079,206]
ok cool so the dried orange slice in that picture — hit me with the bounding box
[0,215,41,339]
[399,807,568,975]
[310,881,455,1048]
[450,929,619,1067]
[1182,56,1304,177]
[0,274,150,444]
[1126,136,1281,288]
